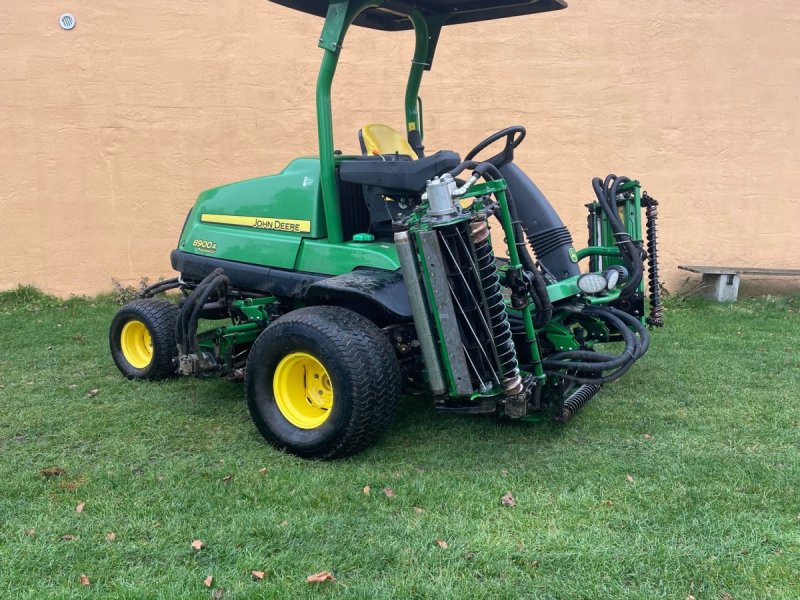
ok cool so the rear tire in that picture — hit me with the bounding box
[246,306,401,460]
[109,299,179,380]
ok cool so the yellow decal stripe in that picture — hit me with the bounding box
[201,214,311,234]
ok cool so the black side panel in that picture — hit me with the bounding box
[305,269,413,325]
[170,250,324,298]
[171,251,412,326]
[499,163,580,281]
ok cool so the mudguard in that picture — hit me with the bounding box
[305,269,413,325]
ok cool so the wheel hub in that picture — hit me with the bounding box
[273,352,334,429]
[120,320,153,369]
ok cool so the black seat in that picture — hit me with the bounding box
[338,150,461,196]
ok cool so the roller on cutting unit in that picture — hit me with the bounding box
[108,0,664,460]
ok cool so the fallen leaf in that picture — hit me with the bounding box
[211,588,225,599]
[602,499,614,507]
[306,571,335,583]
[279,520,288,527]
[79,574,90,586]
[643,433,652,440]
[718,592,734,600]
[61,534,77,541]
[626,475,635,483]
[383,487,395,498]
[465,552,475,560]
[41,466,66,477]
[87,389,100,397]
[436,539,449,549]
[362,485,371,495]
[687,596,696,600]
[258,468,268,475]
[500,492,516,507]
[106,532,116,542]
[25,528,36,537]
[75,502,85,514]
[191,539,204,550]
[532,560,540,568]
[414,507,425,514]
[251,570,265,580]
[222,475,233,483]
[203,575,214,588]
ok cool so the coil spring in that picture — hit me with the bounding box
[469,220,522,394]
[562,384,601,419]
[642,192,664,328]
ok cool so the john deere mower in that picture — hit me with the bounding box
[109,0,663,459]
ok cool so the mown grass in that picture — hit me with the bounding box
[0,286,798,599]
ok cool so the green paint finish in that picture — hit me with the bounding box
[316,0,385,244]
[231,296,276,324]
[294,239,400,275]
[568,247,579,263]
[460,179,508,199]
[180,158,324,270]
[546,276,582,303]
[404,11,428,140]
[545,275,621,305]
[575,246,621,261]
[352,232,375,242]
[543,320,580,352]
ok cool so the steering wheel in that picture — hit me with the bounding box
[464,125,526,169]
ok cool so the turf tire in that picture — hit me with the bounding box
[246,306,401,460]
[109,298,179,380]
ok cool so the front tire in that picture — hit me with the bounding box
[109,299,179,380]
[246,306,401,460]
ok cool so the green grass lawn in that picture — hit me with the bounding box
[0,288,798,599]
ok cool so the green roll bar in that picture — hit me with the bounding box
[315,0,440,243]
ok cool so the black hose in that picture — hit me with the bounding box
[177,274,216,353]
[592,175,644,298]
[176,269,228,354]
[446,159,553,327]
[186,275,228,354]
[138,277,181,299]
[479,162,553,327]
[542,304,650,384]
[543,308,637,372]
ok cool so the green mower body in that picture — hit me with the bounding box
[110,0,664,459]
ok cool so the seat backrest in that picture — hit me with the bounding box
[358,124,416,157]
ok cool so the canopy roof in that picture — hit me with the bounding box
[268,0,567,31]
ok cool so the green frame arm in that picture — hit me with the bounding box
[316,0,384,244]
[316,0,441,244]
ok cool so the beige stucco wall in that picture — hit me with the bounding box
[1,1,799,296]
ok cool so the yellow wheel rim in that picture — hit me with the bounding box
[273,352,334,429]
[120,320,153,370]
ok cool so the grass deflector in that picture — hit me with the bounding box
[110,0,664,459]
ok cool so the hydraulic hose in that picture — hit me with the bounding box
[541,305,650,384]
[186,275,228,354]
[453,160,554,327]
[138,277,181,299]
[591,175,645,298]
[176,269,229,355]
